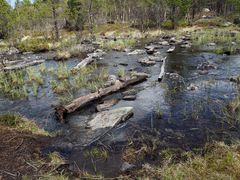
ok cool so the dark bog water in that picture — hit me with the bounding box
[1,47,240,177]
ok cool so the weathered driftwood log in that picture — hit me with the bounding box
[167,46,175,53]
[55,73,148,123]
[72,49,105,70]
[158,57,166,82]
[3,60,45,71]
[4,60,25,66]
[73,57,94,69]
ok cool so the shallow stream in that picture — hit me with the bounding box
[1,45,240,177]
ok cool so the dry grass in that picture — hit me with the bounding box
[126,142,240,180]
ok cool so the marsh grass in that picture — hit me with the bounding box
[0,113,49,135]
[128,142,240,179]
[117,67,126,78]
[22,151,67,179]
[0,70,28,99]
[93,23,135,34]
[192,28,240,45]
[32,82,39,97]
[192,28,240,54]
[224,96,240,126]
[27,67,44,85]
[155,102,163,118]
[84,147,108,161]
[18,38,50,53]
[48,152,65,166]
[100,39,137,50]
[56,63,71,80]
[51,64,108,95]
[0,61,108,102]
[40,63,47,74]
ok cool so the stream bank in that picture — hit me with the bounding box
[1,29,240,178]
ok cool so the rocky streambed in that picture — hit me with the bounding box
[1,34,240,177]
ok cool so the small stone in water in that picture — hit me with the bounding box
[120,162,135,172]
[123,95,136,101]
[198,70,209,75]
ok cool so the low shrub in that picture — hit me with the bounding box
[194,17,225,27]
[178,19,189,27]
[161,20,173,29]
[18,38,50,53]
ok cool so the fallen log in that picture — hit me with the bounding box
[3,60,45,71]
[73,57,94,69]
[72,49,105,70]
[55,73,149,123]
[4,60,25,66]
[158,57,166,82]
[167,46,175,53]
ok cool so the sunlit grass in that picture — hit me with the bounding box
[99,39,137,49]
[56,63,71,80]
[128,142,240,179]
[0,113,49,135]
[192,28,239,45]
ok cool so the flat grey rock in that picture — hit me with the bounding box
[120,162,135,172]
[88,107,134,130]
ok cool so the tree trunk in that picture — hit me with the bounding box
[171,6,176,29]
[52,3,60,41]
[2,60,45,71]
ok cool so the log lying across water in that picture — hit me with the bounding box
[72,49,106,70]
[73,56,94,69]
[55,73,149,123]
[3,59,45,71]
[158,57,166,82]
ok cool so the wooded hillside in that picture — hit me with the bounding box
[0,0,240,40]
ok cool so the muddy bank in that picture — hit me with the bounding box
[0,126,53,179]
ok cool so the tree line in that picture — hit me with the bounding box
[0,0,239,40]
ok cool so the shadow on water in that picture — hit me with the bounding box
[1,47,240,177]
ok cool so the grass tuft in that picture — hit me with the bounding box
[0,113,49,135]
